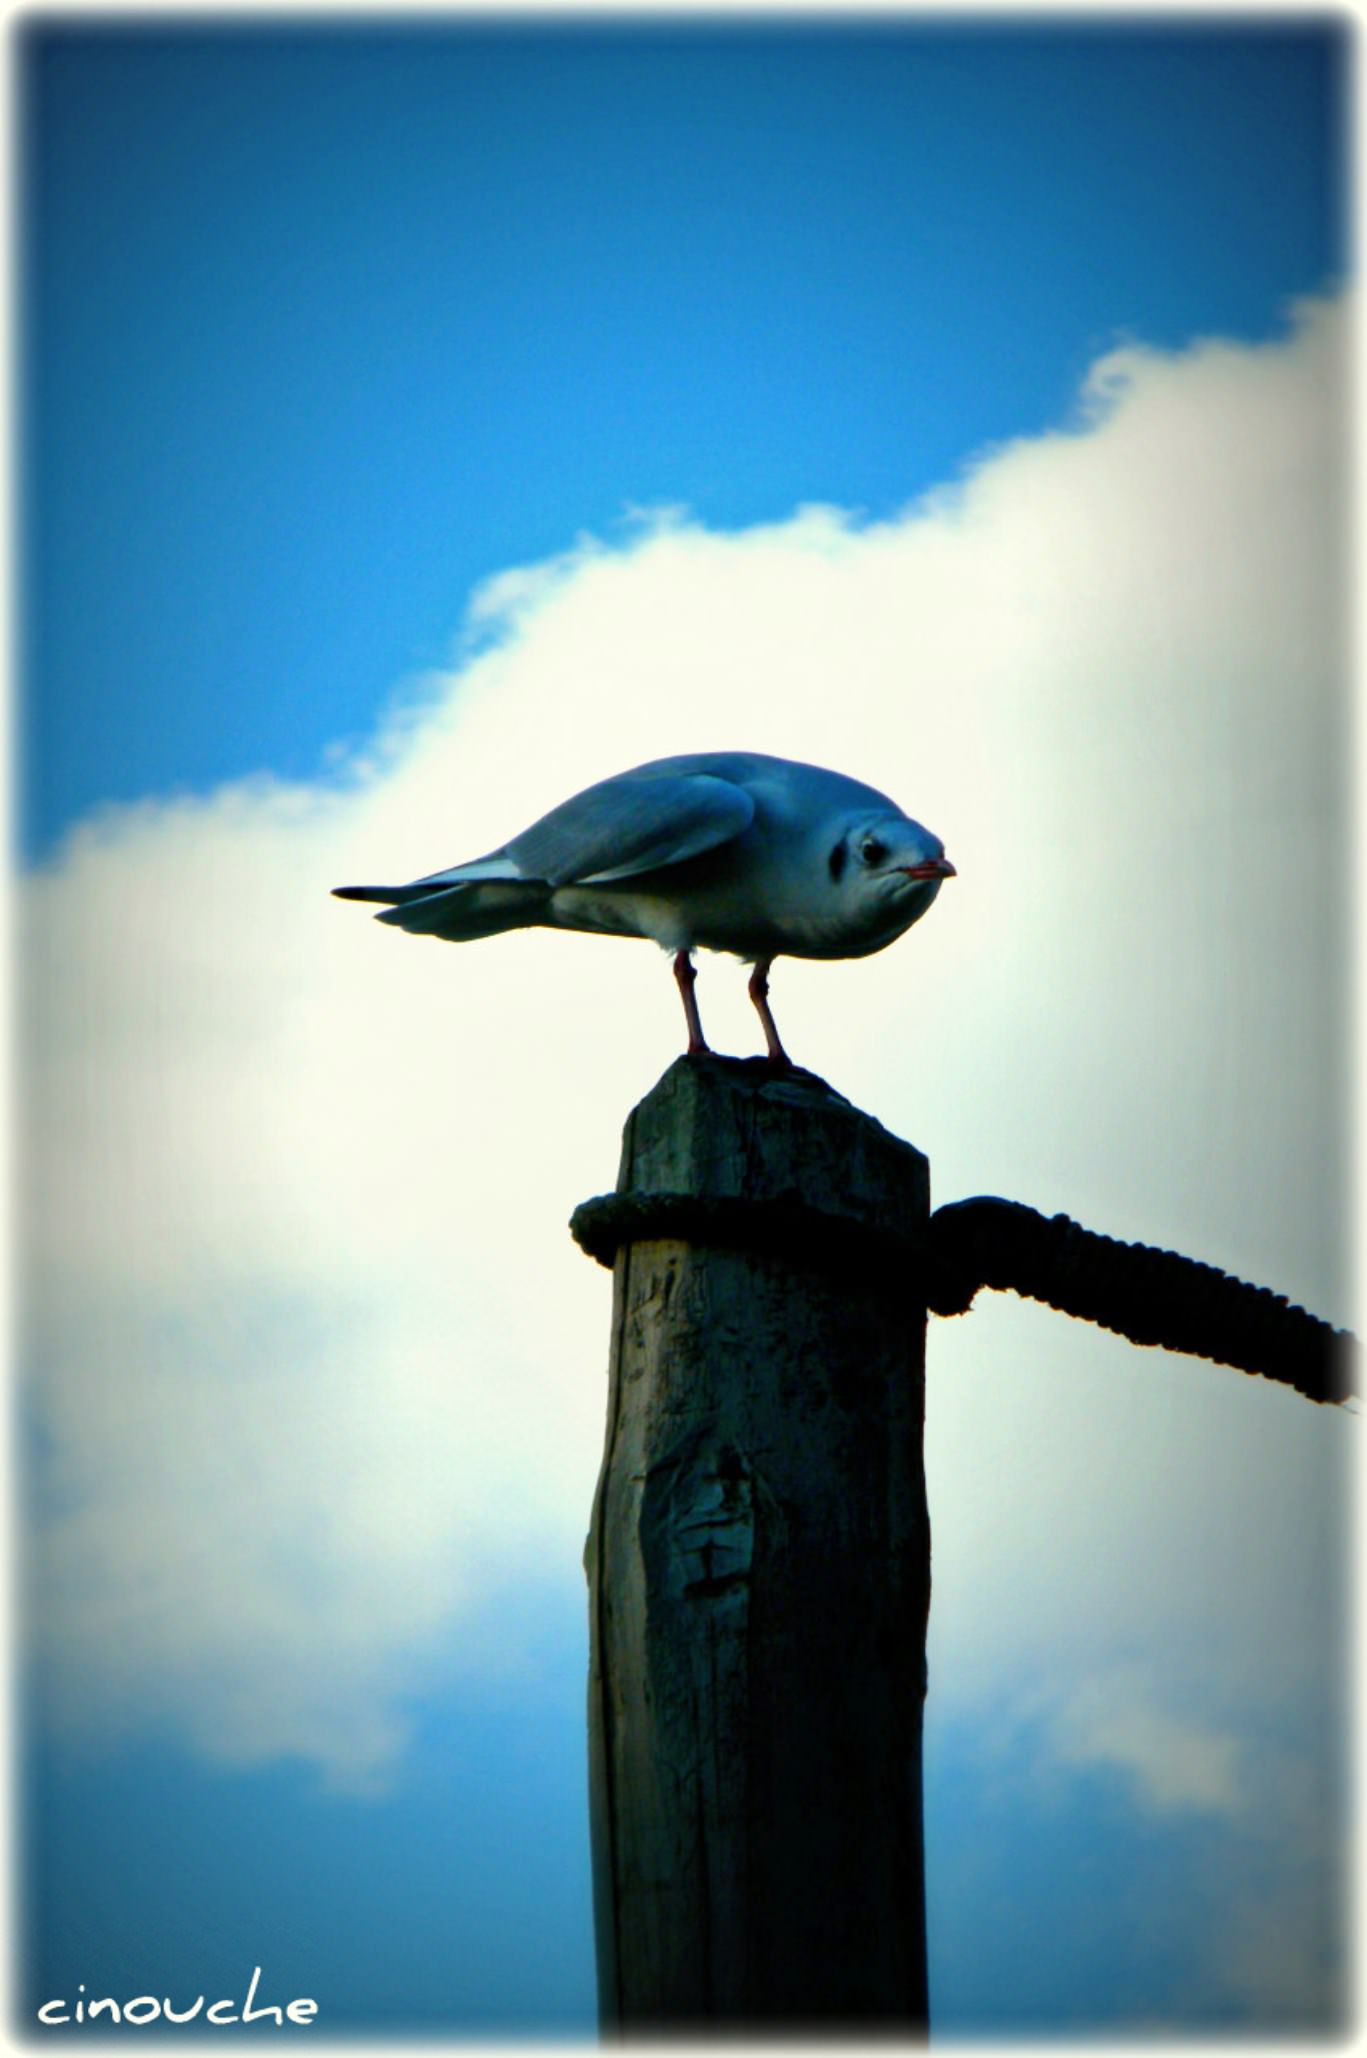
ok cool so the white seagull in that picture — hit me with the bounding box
[333,751,955,1065]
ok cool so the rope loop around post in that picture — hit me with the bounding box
[570,1188,1357,1406]
[569,1188,923,1283]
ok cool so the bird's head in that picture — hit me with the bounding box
[827,813,956,934]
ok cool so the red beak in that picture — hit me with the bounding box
[899,856,956,881]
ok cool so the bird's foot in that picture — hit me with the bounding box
[747,958,792,1068]
[673,950,711,1055]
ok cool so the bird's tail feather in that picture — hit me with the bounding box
[370,879,550,942]
[332,883,432,905]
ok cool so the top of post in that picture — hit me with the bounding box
[618,1054,929,1230]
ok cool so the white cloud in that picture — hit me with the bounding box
[22,295,1350,1829]
[1049,1669,1243,1815]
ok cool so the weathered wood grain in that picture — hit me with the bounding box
[582,1054,931,2034]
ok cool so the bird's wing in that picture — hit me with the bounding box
[406,771,756,892]
[511,772,755,885]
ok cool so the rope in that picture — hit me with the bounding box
[568,1189,1356,1406]
[569,1190,919,1281]
[927,1197,1354,1405]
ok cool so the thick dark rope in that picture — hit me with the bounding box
[570,1190,920,1282]
[927,1197,1355,1405]
[568,1189,1356,1406]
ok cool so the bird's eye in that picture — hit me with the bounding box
[860,837,888,867]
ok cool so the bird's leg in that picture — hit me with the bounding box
[747,958,791,1068]
[673,950,710,1055]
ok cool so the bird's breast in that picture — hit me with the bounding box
[545,836,938,963]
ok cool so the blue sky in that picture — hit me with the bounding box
[18,13,1352,2045]
[21,20,1344,854]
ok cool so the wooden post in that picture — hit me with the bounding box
[580,1055,931,2034]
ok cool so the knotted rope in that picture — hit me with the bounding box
[569,1190,1355,1406]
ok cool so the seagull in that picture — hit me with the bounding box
[332,751,955,1065]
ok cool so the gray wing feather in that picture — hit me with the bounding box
[506,772,754,887]
[375,879,547,940]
